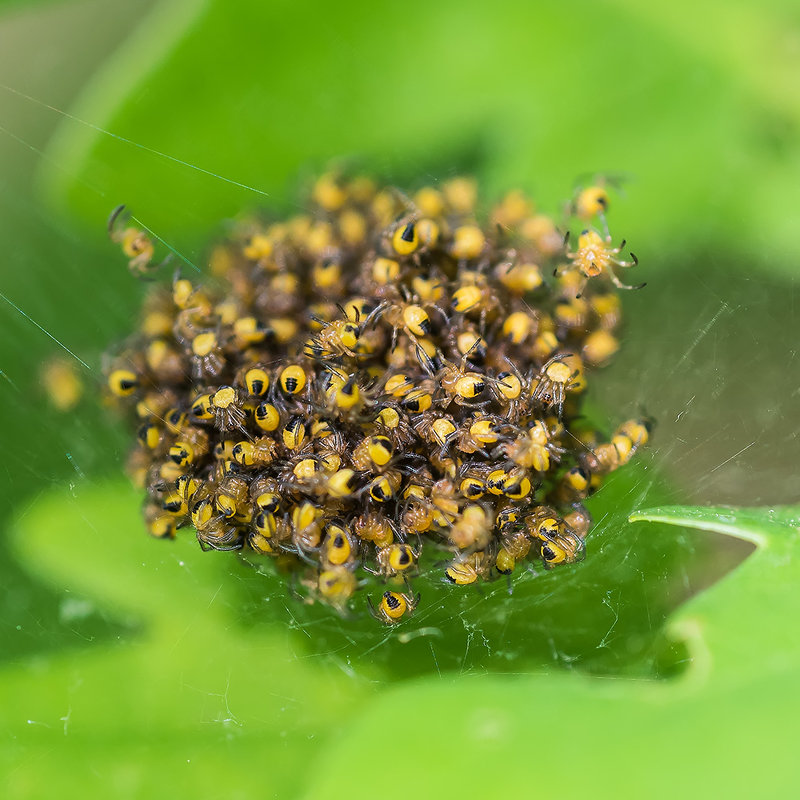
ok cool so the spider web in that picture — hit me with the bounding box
[0,16,795,705]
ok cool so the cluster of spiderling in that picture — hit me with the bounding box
[106,173,651,625]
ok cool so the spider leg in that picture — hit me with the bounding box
[429,303,450,326]
[147,253,173,280]
[107,203,127,235]
[366,594,381,621]
[389,325,400,354]
[413,340,437,376]
[608,269,646,291]
[459,335,485,368]
[609,239,638,268]
[555,257,579,278]
[364,300,389,329]
[554,383,565,417]
[288,544,321,569]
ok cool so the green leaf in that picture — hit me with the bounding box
[629,504,800,684]
[298,503,800,799]
[1,482,365,799]
[39,0,800,277]
[4,486,798,797]
[2,0,799,796]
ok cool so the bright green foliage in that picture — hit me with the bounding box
[3,486,798,797]
[1,0,798,797]
[302,504,800,798]
[1,483,362,799]
[41,0,800,276]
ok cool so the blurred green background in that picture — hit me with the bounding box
[0,0,798,797]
